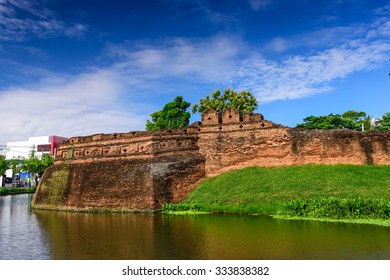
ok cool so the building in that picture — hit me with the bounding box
[6,135,68,160]
[2,135,68,186]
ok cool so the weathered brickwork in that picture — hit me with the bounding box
[33,108,390,211]
[33,129,205,211]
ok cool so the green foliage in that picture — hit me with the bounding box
[146,96,191,131]
[0,155,9,186]
[42,168,69,205]
[296,114,345,130]
[284,197,390,219]
[342,110,370,130]
[191,88,258,114]
[176,165,390,219]
[377,112,390,131]
[161,203,203,212]
[0,187,36,195]
[296,110,370,130]
[8,157,24,180]
[20,152,54,186]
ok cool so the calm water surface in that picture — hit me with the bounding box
[1,194,390,260]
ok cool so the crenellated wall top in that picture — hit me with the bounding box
[200,107,265,126]
[54,108,276,162]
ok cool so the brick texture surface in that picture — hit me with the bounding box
[33,108,390,211]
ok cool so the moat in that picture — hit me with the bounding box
[1,194,390,260]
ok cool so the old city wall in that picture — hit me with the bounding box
[33,130,205,211]
[197,109,390,175]
[33,108,390,211]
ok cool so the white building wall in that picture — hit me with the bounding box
[5,136,52,179]
[6,136,51,161]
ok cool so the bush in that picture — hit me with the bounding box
[284,197,390,219]
[0,187,36,195]
[161,203,204,212]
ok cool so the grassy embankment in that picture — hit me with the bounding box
[0,187,36,195]
[162,164,390,226]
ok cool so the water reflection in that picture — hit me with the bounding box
[1,194,390,260]
[34,211,390,260]
[0,194,51,260]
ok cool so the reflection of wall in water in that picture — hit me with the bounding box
[35,211,156,259]
[33,212,390,260]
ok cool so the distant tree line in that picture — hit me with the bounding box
[0,152,54,187]
[296,111,390,131]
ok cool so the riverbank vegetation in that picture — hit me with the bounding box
[162,164,390,226]
[0,186,36,195]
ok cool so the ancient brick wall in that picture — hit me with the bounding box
[194,108,390,175]
[33,108,390,211]
[33,130,205,211]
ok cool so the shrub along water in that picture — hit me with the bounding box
[162,164,390,224]
[284,197,390,219]
[0,187,36,195]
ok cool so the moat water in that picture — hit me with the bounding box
[1,194,390,260]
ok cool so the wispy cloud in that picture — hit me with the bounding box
[264,25,367,53]
[104,35,244,84]
[0,6,389,144]
[103,16,389,104]
[236,23,390,102]
[0,0,87,41]
[0,35,245,144]
[374,4,390,15]
[248,0,274,11]
[163,0,242,31]
[0,70,150,144]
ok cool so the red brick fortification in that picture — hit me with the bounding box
[33,131,205,211]
[198,109,390,175]
[33,108,390,211]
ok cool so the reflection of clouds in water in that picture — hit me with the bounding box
[0,194,52,260]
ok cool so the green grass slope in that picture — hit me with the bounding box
[163,165,390,225]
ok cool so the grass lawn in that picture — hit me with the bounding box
[163,164,390,225]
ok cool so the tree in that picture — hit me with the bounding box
[377,112,390,131]
[20,151,54,187]
[145,96,191,131]
[0,155,9,187]
[191,88,258,114]
[296,114,346,130]
[296,110,372,131]
[341,110,370,130]
[8,156,24,182]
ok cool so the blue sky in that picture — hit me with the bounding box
[0,0,389,146]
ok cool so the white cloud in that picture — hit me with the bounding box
[105,35,244,84]
[0,35,245,144]
[235,41,390,102]
[102,15,389,106]
[264,25,366,53]
[264,37,289,53]
[235,17,390,102]
[1,13,389,144]
[0,70,150,145]
[0,0,87,41]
